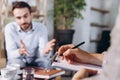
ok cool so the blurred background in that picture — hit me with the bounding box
[0,0,120,68]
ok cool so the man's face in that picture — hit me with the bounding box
[13,7,32,31]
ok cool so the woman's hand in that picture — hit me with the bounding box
[58,44,89,64]
[72,68,97,80]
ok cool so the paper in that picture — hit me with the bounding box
[52,59,102,71]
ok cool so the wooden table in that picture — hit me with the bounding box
[18,67,62,80]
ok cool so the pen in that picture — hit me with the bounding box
[72,41,85,49]
[48,52,58,65]
[59,41,85,56]
[49,41,85,65]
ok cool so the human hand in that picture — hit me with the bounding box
[58,44,89,64]
[72,68,97,80]
[19,40,29,56]
[43,39,56,54]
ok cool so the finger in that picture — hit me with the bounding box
[46,42,56,53]
[63,49,73,56]
[51,39,56,43]
[21,48,30,56]
[20,40,25,48]
[68,60,74,64]
[45,48,52,53]
[64,54,74,63]
[48,43,55,48]
[58,44,74,56]
[22,49,30,56]
[48,39,56,44]
[48,40,56,46]
[24,51,30,56]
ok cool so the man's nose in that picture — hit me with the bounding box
[21,18,26,23]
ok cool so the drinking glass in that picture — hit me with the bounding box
[22,68,34,80]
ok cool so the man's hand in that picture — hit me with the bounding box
[43,39,56,54]
[19,40,30,56]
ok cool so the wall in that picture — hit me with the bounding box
[72,0,91,51]
[72,0,103,52]
[104,0,119,29]
[72,0,120,52]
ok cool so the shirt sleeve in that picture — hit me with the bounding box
[38,23,48,57]
[4,24,21,59]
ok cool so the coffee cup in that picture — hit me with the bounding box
[1,67,17,80]
[6,63,21,74]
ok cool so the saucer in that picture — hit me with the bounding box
[0,75,21,80]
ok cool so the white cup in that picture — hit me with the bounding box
[6,63,21,74]
[1,67,17,80]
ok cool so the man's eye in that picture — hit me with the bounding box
[24,15,28,18]
[16,17,21,19]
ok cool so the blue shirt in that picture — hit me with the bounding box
[4,21,48,61]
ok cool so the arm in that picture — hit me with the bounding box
[4,24,21,59]
[81,52,103,66]
[58,44,104,66]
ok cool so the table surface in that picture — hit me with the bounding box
[0,67,62,80]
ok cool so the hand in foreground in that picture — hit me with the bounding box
[43,39,56,54]
[58,44,89,64]
[72,68,97,80]
[19,40,29,56]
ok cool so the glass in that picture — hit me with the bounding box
[22,68,34,80]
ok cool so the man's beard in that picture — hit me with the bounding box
[21,22,32,31]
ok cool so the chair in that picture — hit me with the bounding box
[0,32,7,68]
[97,30,110,53]
[0,49,6,68]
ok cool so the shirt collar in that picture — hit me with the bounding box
[17,22,35,32]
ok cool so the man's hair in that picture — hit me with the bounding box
[12,1,32,13]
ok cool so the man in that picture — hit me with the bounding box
[58,4,120,80]
[4,1,56,68]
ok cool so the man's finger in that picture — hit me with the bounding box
[20,40,25,48]
[20,48,30,56]
[24,51,30,56]
[50,39,56,43]
[22,49,30,56]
